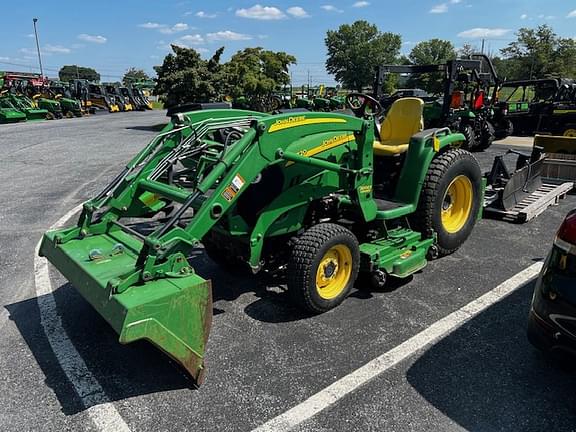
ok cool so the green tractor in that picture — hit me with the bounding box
[48,81,83,118]
[375,54,505,151]
[28,89,63,120]
[2,91,48,121]
[40,94,482,382]
[13,81,64,120]
[0,94,27,123]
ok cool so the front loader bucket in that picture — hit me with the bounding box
[39,229,212,383]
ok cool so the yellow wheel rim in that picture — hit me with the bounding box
[563,129,576,137]
[441,175,473,233]
[315,244,352,300]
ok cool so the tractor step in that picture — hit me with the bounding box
[359,228,433,278]
[484,181,574,223]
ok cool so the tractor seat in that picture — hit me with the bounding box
[373,98,424,157]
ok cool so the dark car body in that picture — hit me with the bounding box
[528,209,576,358]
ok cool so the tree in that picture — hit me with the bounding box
[153,45,296,109]
[458,43,476,58]
[500,25,576,80]
[58,65,100,82]
[491,56,515,81]
[325,21,401,91]
[223,47,296,100]
[153,45,225,108]
[122,68,150,85]
[407,39,456,95]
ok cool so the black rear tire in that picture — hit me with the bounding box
[411,149,482,256]
[459,124,476,150]
[476,120,495,151]
[288,223,360,313]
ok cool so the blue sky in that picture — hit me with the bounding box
[2,0,576,85]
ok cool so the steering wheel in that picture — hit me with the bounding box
[346,93,383,118]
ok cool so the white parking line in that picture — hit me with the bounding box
[34,204,131,432]
[252,262,544,432]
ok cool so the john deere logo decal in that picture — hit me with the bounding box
[268,116,347,133]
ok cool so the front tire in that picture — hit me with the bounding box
[288,223,360,313]
[412,149,482,256]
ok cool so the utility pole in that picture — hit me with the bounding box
[32,18,44,77]
[481,38,485,55]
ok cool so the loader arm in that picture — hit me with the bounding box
[39,109,373,381]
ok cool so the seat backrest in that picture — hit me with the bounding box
[379,97,424,143]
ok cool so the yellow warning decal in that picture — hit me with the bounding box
[268,116,347,133]
[553,109,576,114]
[359,185,372,194]
[221,174,246,202]
[286,134,355,166]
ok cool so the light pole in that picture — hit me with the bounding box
[32,18,44,77]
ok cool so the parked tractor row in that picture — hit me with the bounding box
[374,54,511,152]
[0,71,153,124]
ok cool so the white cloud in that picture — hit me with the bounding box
[457,28,511,38]
[236,5,286,20]
[0,56,9,61]
[430,3,448,13]
[567,10,576,18]
[352,1,370,7]
[139,22,163,29]
[177,34,205,45]
[21,44,71,55]
[26,33,34,38]
[206,31,252,41]
[139,22,190,34]
[44,44,71,54]
[287,6,309,17]
[321,5,343,13]
[520,13,528,19]
[78,34,107,44]
[430,0,461,13]
[196,11,217,18]
[160,23,189,34]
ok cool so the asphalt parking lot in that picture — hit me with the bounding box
[1,111,575,432]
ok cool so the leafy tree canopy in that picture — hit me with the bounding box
[498,25,576,80]
[122,67,150,86]
[223,47,296,99]
[58,65,100,82]
[325,20,401,91]
[153,45,296,108]
[407,39,456,94]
